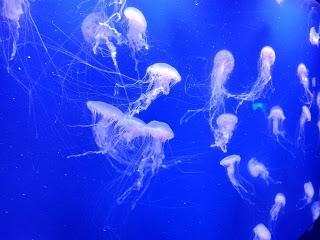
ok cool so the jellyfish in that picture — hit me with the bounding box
[268,106,286,139]
[253,224,271,240]
[220,155,254,203]
[270,193,286,224]
[297,63,313,105]
[1,0,28,59]
[275,0,284,5]
[71,101,174,207]
[211,113,238,152]
[297,105,311,146]
[298,181,315,209]
[128,63,181,116]
[309,26,319,46]
[311,201,320,221]
[247,158,279,184]
[236,46,276,106]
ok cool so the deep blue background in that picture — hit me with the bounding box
[1,0,320,239]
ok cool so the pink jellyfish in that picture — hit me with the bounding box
[268,106,286,139]
[253,224,271,240]
[297,63,313,105]
[297,105,311,146]
[211,113,238,152]
[309,27,319,46]
[220,155,254,202]
[247,158,279,184]
[270,193,286,224]
[298,181,314,209]
[128,63,181,116]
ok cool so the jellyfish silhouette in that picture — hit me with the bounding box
[247,158,280,184]
[297,63,313,106]
[127,63,181,116]
[211,113,238,152]
[309,26,319,46]
[311,201,320,221]
[298,181,315,209]
[220,155,254,203]
[69,101,174,208]
[253,224,271,240]
[269,193,286,228]
[297,105,311,147]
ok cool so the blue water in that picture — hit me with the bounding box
[1,0,320,239]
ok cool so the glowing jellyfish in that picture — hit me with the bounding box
[128,63,181,116]
[276,0,284,5]
[311,201,320,221]
[211,113,238,152]
[270,193,286,223]
[247,158,279,184]
[309,27,319,46]
[220,155,254,202]
[298,181,315,209]
[297,63,313,105]
[1,0,28,59]
[268,106,286,139]
[253,224,271,240]
[236,46,276,105]
[74,101,174,207]
[297,105,311,146]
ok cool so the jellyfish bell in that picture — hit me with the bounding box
[298,181,315,209]
[247,158,279,184]
[128,63,181,116]
[297,63,313,105]
[253,224,271,240]
[309,26,320,46]
[211,113,238,153]
[211,49,235,85]
[2,0,26,23]
[260,46,276,69]
[268,105,286,138]
[270,193,286,225]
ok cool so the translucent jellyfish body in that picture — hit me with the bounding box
[247,158,279,184]
[309,27,319,46]
[298,181,314,209]
[297,63,313,105]
[311,201,320,221]
[128,63,181,116]
[270,193,286,224]
[297,105,311,146]
[220,155,254,202]
[253,224,271,240]
[85,101,174,206]
[268,106,286,139]
[236,46,276,105]
[211,113,238,152]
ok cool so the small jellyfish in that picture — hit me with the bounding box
[276,0,284,5]
[268,106,286,139]
[297,63,313,105]
[309,26,319,46]
[236,46,276,105]
[211,113,238,152]
[220,155,254,203]
[311,201,320,221]
[298,181,314,209]
[253,224,271,240]
[270,193,286,224]
[128,63,181,116]
[247,158,279,184]
[297,105,311,146]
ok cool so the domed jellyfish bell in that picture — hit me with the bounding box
[309,26,319,47]
[297,181,314,209]
[297,63,313,106]
[253,224,271,240]
[247,158,280,184]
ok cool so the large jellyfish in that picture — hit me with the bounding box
[253,224,271,240]
[309,26,319,46]
[311,201,320,221]
[73,101,174,207]
[220,155,254,203]
[128,63,181,116]
[211,113,238,152]
[247,158,279,184]
[298,181,314,209]
[268,106,286,139]
[297,63,313,105]
[1,0,28,59]
[297,105,311,146]
[270,193,286,224]
[236,46,276,105]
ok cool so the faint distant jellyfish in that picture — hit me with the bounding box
[311,201,320,221]
[276,0,284,5]
[211,113,238,152]
[253,224,271,240]
[298,181,315,209]
[309,27,319,46]
[297,105,311,146]
[268,106,286,139]
[247,158,279,184]
[220,155,254,202]
[128,63,181,116]
[297,63,313,105]
[270,193,286,223]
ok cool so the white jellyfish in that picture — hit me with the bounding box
[236,46,276,106]
[275,0,284,5]
[297,63,313,105]
[247,158,279,184]
[128,63,181,116]
[70,101,174,207]
[311,201,320,221]
[220,155,254,202]
[270,193,286,224]
[309,26,319,46]
[268,106,286,139]
[211,113,238,152]
[297,105,311,146]
[253,224,271,240]
[298,181,315,209]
